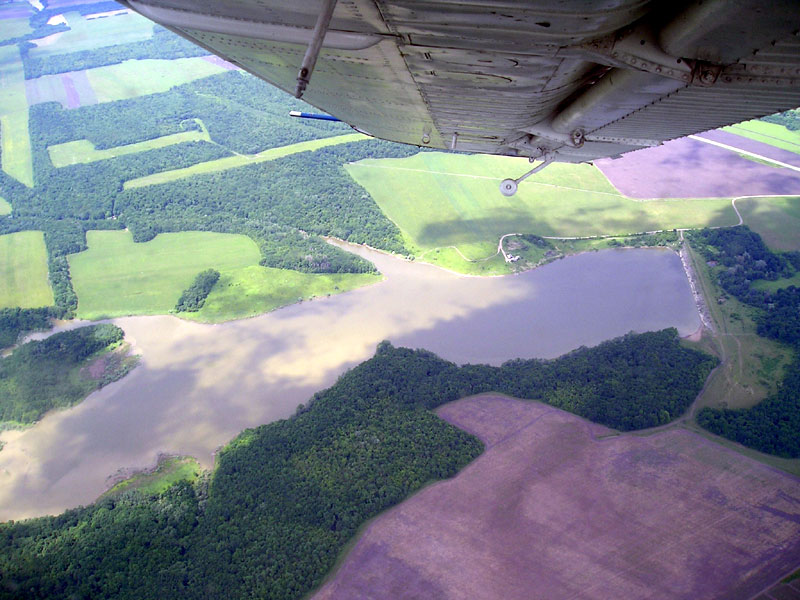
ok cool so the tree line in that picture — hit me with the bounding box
[175,269,219,312]
[0,323,128,426]
[0,330,716,599]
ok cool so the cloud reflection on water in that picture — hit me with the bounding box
[0,245,699,520]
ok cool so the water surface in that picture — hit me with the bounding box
[0,246,699,520]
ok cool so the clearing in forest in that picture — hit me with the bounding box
[0,231,54,308]
[68,230,262,319]
[124,132,367,188]
[27,9,153,58]
[85,57,227,103]
[0,196,10,215]
[68,230,377,321]
[347,152,736,273]
[314,395,800,600]
[48,124,211,167]
[0,17,31,43]
[0,45,33,186]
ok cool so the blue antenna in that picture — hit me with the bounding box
[289,111,341,122]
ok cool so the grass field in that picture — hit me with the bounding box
[69,230,377,321]
[752,272,800,292]
[347,152,737,273]
[0,17,32,43]
[736,196,800,251]
[184,265,380,323]
[48,122,210,167]
[28,10,153,58]
[724,120,800,154]
[124,132,367,189]
[87,58,226,103]
[103,456,201,498]
[0,196,10,215]
[0,231,54,308]
[69,230,263,319]
[0,45,33,186]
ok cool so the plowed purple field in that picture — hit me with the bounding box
[314,395,800,600]
[25,70,96,109]
[595,136,800,198]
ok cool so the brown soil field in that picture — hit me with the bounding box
[313,395,800,600]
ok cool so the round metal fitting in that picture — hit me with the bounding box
[500,179,518,196]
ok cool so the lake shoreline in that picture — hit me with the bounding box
[0,246,702,521]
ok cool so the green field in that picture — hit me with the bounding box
[69,230,377,320]
[103,456,201,498]
[0,196,10,215]
[69,230,262,318]
[184,265,380,322]
[752,272,800,292]
[724,120,800,154]
[87,57,226,103]
[0,231,54,308]
[48,122,210,167]
[736,196,800,251]
[124,132,367,189]
[348,152,737,273]
[0,17,32,43]
[0,45,33,186]
[28,10,154,58]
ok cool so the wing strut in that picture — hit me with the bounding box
[499,155,555,197]
[295,0,338,98]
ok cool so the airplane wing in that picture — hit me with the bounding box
[120,0,800,163]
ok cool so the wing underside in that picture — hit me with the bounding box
[121,0,800,163]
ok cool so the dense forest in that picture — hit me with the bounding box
[175,269,219,312]
[688,227,800,347]
[0,330,715,599]
[0,307,53,350]
[0,323,132,426]
[690,227,800,456]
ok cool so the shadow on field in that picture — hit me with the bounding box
[416,210,559,245]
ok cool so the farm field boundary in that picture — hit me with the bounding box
[48,122,210,167]
[348,152,737,275]
[125,132,366,188]
[0,231,54,308]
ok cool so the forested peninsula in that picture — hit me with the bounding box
[0,330,716,599]
[0,324,135,428]
[690,227,800,457]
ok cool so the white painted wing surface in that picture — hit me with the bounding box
[121,0,800,163]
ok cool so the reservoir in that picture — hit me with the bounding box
[0,246,700,520]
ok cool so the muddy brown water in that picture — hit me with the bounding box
[0,245,700,520]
